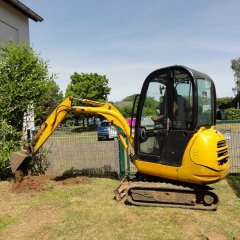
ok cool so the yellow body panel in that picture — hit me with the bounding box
[179,126,229,184]
[133,159,178,181]
[132,127,230,185]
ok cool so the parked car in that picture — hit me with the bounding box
[97,120,118,141]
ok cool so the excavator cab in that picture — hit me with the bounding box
[135,66,213,165]
[133,65,229,184]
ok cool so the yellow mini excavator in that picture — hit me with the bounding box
[10,65,230,210]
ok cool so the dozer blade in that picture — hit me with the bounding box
[10,150,30,173]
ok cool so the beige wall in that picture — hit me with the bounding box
[0,1,29,43]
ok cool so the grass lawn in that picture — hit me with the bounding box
[0,176,239,240]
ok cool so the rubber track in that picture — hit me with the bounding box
[116,179,219,211]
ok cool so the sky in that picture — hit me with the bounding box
[21,0,240,102]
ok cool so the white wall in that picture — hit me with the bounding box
[0,1,33,139]
[0,1,30,43]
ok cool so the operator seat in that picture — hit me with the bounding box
[173,92,191,129]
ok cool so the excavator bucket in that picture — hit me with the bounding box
[10,150,30,173]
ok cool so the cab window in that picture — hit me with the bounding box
[172,70,193,129]
[140,76,167,130]
[197,79,213,126]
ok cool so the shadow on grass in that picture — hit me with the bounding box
[226,174,240,198]
[54,166,119,181]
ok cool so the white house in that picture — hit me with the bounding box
[0,0,43,43]
[0,0,43,140]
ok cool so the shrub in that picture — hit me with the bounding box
[225,108,240,120]
[0,42,62,177]
[0,42,62,131]
[0,120,21,179]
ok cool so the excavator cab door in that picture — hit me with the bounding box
[135,66,195,167]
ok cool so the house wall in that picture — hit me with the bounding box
[0,1,29,43]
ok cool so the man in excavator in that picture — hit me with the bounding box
[151,87,192,129]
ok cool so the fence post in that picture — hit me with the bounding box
[118,139,125,177]
[125,138,131,176]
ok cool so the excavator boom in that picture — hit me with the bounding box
[10,97,134,173]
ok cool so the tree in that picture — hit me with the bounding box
[142,96,159,116]
[225,108,240,120]
[217,97,233,109]
[0,42,62,131]
[65,72,111,126]
[34,80,63,125]
[115,94,139,118]
[231,58,240,95]
[0,119,21,178]
[66,72,111,101]
[119,105,132,117]
[122,94,137,102]
[0,42,62,176]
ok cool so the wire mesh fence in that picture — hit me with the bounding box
[216,120,240,173]
[43,127,120,177]
[41,121,240,178]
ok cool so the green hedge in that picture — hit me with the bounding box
[225,108,240,120]
[0,120,21,179]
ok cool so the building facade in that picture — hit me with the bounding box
[0,0,43,43]
[0,0,43,139]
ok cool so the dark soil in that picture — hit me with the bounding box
[12,172,86,194]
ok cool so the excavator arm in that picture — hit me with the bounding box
[32,97,73,153]
[10,97,134,173]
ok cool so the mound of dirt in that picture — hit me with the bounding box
[61,176,86,185]
[12,175,54,193]
[12,171,86,194]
